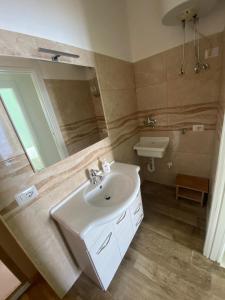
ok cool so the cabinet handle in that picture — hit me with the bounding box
[135,214,143,227]
[116,211,126,224]
[134,203,141,215]
[96,232,112,255]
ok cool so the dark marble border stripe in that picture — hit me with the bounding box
[1,102,218,218]
[65,128,101,145]
[60,116,105,129]
[1,127,139,219]
[137,102,218,117]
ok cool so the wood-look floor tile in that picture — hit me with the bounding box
[19,181,225,300]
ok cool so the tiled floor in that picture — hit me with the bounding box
[20,182,225,300]
[0,260,21,300]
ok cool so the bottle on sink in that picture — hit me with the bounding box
[101,159,111,174]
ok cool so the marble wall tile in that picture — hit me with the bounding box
[95,53,135,90]
[100,88,137,122]
[45,80,96,123]
[139,113,168,130]
[0,29,95,68]
[134,32,222,186]
[172,152,213,178]
[141,147,213,186]
[136,82,167,110]
[1,27,224,298]
[167,71,221,107]
[0,29,139,298]
[171,131,215,155]
[134,53,166,88]
[167,103,218,130]
[165,32,222,81]
[6,193,81,297]
[0,154,33,211]
[44,79,106,155]
[137,102,217,132]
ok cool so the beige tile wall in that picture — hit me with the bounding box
[0,27,224,298]
[44,79,106,155]
[0,101,34,212]
[0,30,138,298]
[134,32,222,186]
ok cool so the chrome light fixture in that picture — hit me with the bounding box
[38,48,80,62]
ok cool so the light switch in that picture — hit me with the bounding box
[205,47,219,59]
[15,185,39,206]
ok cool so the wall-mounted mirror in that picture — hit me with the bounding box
[0,57,108,172]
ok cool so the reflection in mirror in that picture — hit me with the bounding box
[0,57,108,172]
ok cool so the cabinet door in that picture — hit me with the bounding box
[130,192,144,234]
[88,224,121,290]
[114,209,134,258]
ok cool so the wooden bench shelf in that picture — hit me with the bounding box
[176,174,209,207]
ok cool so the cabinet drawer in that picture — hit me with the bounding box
[131,193,143,216]
[133,211,144,232]
[83,224,106,249]
[114,209,133,257]
[130,192,144,233]
[88,224,121,290]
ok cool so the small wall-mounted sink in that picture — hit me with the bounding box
[134,137,169,158]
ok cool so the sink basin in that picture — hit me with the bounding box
[50,162,140,237]
[134,137,169,158]
[84,173,133,208]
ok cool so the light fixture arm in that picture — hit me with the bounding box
[38,48,80,62]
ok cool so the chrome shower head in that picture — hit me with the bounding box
[202,63,209,70]
[194,62,201,73]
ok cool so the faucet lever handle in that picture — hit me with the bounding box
[89,168,103,185]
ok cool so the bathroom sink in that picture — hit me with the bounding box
[50,162,140,237]
[134,137,169,158]
[84,173,133,208]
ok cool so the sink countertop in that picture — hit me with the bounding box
[50,162,140,238]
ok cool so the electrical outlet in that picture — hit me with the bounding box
[205,47,219,59]
[193,124,204,132]
[15,185,39,206]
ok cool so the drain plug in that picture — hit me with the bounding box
[105,194,111,200]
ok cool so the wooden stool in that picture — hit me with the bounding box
[176,174,209,207]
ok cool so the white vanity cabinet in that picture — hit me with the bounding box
[88,223,121,289]
[56,190,143,290]
[113,208,134,258]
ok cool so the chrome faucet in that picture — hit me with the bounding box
[144,116,156,128]
[89,169,104,185]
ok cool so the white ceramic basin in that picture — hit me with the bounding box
[134,137,169,158]
[50,162,140,237]
[84,173,133,208]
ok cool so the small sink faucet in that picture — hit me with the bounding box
[144,116,156,128]
[89,169,104,185]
